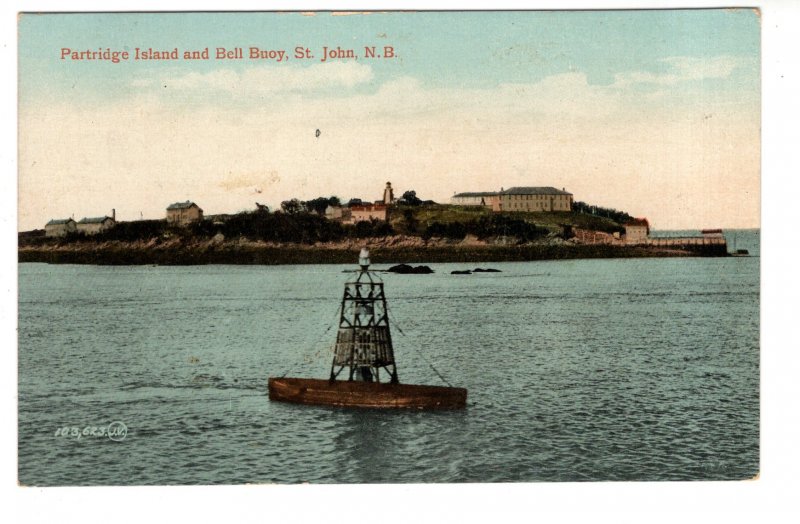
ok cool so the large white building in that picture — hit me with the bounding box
[495,187,573,212]
[452,187,574,212]
[450,191,499,207]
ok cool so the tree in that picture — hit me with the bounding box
[348,218,395,238]
[402,209,418,233]
[304,196,341,215]
[280,199,304,214]
[572,200,632,225]
[401,190,422,206]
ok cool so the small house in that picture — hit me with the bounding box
[166,201,204,225]
[625,218,650,244]
[44,218,77,237]
[76,215,116,235]
[349,204,388,223]
[325,205,352,222]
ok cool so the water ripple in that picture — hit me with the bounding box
[18,248,760,484]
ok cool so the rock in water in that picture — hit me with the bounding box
[387,264,434,274]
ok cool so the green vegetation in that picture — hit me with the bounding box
[303,196,341,215]
[94,219,169,241]
[279,195,341,215]
[21,201,631,249]
[422,215,549,242]
[400,190,422,206]
[391,204,493,234]
[208,211,393,243]
[20,210,395,247]
[389,204,625,237]
[19,219,170,246]
[20,200,733,265]
[571,201,633,226]
[19,198,731,264]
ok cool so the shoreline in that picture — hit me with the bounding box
[18,238,728,265]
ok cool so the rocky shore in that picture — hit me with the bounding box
[18,234,727,265]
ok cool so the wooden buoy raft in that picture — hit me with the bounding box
[268,248,467,409]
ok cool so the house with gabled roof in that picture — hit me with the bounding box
[44,218,77,237]
[166,201,203,225]
[76,215,116,235]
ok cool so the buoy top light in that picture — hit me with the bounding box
[359,248,371,271]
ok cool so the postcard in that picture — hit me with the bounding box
[17,10,759,485]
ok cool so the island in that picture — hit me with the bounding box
[18,187,729,266]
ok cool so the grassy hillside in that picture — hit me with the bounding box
[389,204,625,236]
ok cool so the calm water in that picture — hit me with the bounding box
[18,230,759,485]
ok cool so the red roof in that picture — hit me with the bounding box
[351,204,387,212]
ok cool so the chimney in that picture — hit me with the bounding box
[112,208,116,220]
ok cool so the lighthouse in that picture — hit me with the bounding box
[382,182,394,204]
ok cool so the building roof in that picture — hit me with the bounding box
[453,191,500,198]
[167,200,201,210]
[501,187,572,196]
[45,218,75,226]
[701,228,723,234]
[626,218,650,227]
[78,216,113,224]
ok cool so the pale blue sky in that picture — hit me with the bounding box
[18,10,761,230]
[19,10,759,104]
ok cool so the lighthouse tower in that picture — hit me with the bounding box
[330,248,399,384]
[382,182,394,204]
